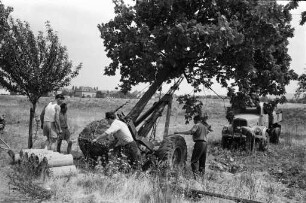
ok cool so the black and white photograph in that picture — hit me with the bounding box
[0,0,306,202]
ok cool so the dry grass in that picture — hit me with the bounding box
[0,95,305,202]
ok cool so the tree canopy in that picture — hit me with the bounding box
[98,0,298,99]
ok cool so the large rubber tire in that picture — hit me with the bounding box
[78,119,115,165]
[221,136,226,149]
[270,127,281,144]
[222,136,231,149]
[155,135,187,169]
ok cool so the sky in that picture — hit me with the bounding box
[2,0,306,96]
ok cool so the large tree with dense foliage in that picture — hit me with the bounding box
[98,0,299,121]
[0,12,82,148]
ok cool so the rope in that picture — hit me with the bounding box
[207,86,226,100]
[0,137,10,149]
[136,83,151,98]
[150,86,164,140]
[150,116,161,141]
[202,86,208,109]
[139,84,150,94]
[206,86,228,111]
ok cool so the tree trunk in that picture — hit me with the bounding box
[28,103,36,149]
[127,69,171,122]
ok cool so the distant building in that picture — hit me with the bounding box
[0,85,10,95]
[74,86,98,98]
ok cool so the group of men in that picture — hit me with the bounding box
[40,94,72,154]
[40,93,141,167]
[41,94,212,176]
[93,111,212,176]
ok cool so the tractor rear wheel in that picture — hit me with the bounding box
[155,135,187,169]
[221,136,231,149]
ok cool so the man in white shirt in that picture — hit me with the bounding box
[92,112,141,168]
[40,94,65,150]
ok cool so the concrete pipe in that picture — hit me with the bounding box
[48,165,77,177]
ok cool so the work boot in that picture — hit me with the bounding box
[57,139,62,153]
[67,141,72,154]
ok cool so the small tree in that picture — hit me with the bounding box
[0,17,82,148]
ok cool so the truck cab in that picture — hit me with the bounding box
[222,102,282,151]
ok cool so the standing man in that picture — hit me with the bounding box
[57,103,72,154]
[174,115,209,178]
[92,112,141,169]
[40,94,65,150]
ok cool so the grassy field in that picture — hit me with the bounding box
[0,95,306,202]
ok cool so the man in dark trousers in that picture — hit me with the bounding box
[57,103,72,154]
[174,115,209,178]
[92,112,141,169]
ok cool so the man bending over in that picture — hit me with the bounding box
[92,112,141,168]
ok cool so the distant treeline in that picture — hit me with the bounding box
[96,90,139,99]
[287,97,306,104]
[59,89,306,103]
[195,95,227,100]
[261,95,306,104]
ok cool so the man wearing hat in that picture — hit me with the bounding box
[40,94,65,150]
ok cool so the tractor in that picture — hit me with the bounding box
[78,77,188,169]
[221,101,282,152]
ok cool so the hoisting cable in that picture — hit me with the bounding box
[206,86,228,111]
[0,137,10,150]
[114,83,151,116]
[202,85,208,110]
[150,85,163,140]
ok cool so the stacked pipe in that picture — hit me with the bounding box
[18,149,77,178]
